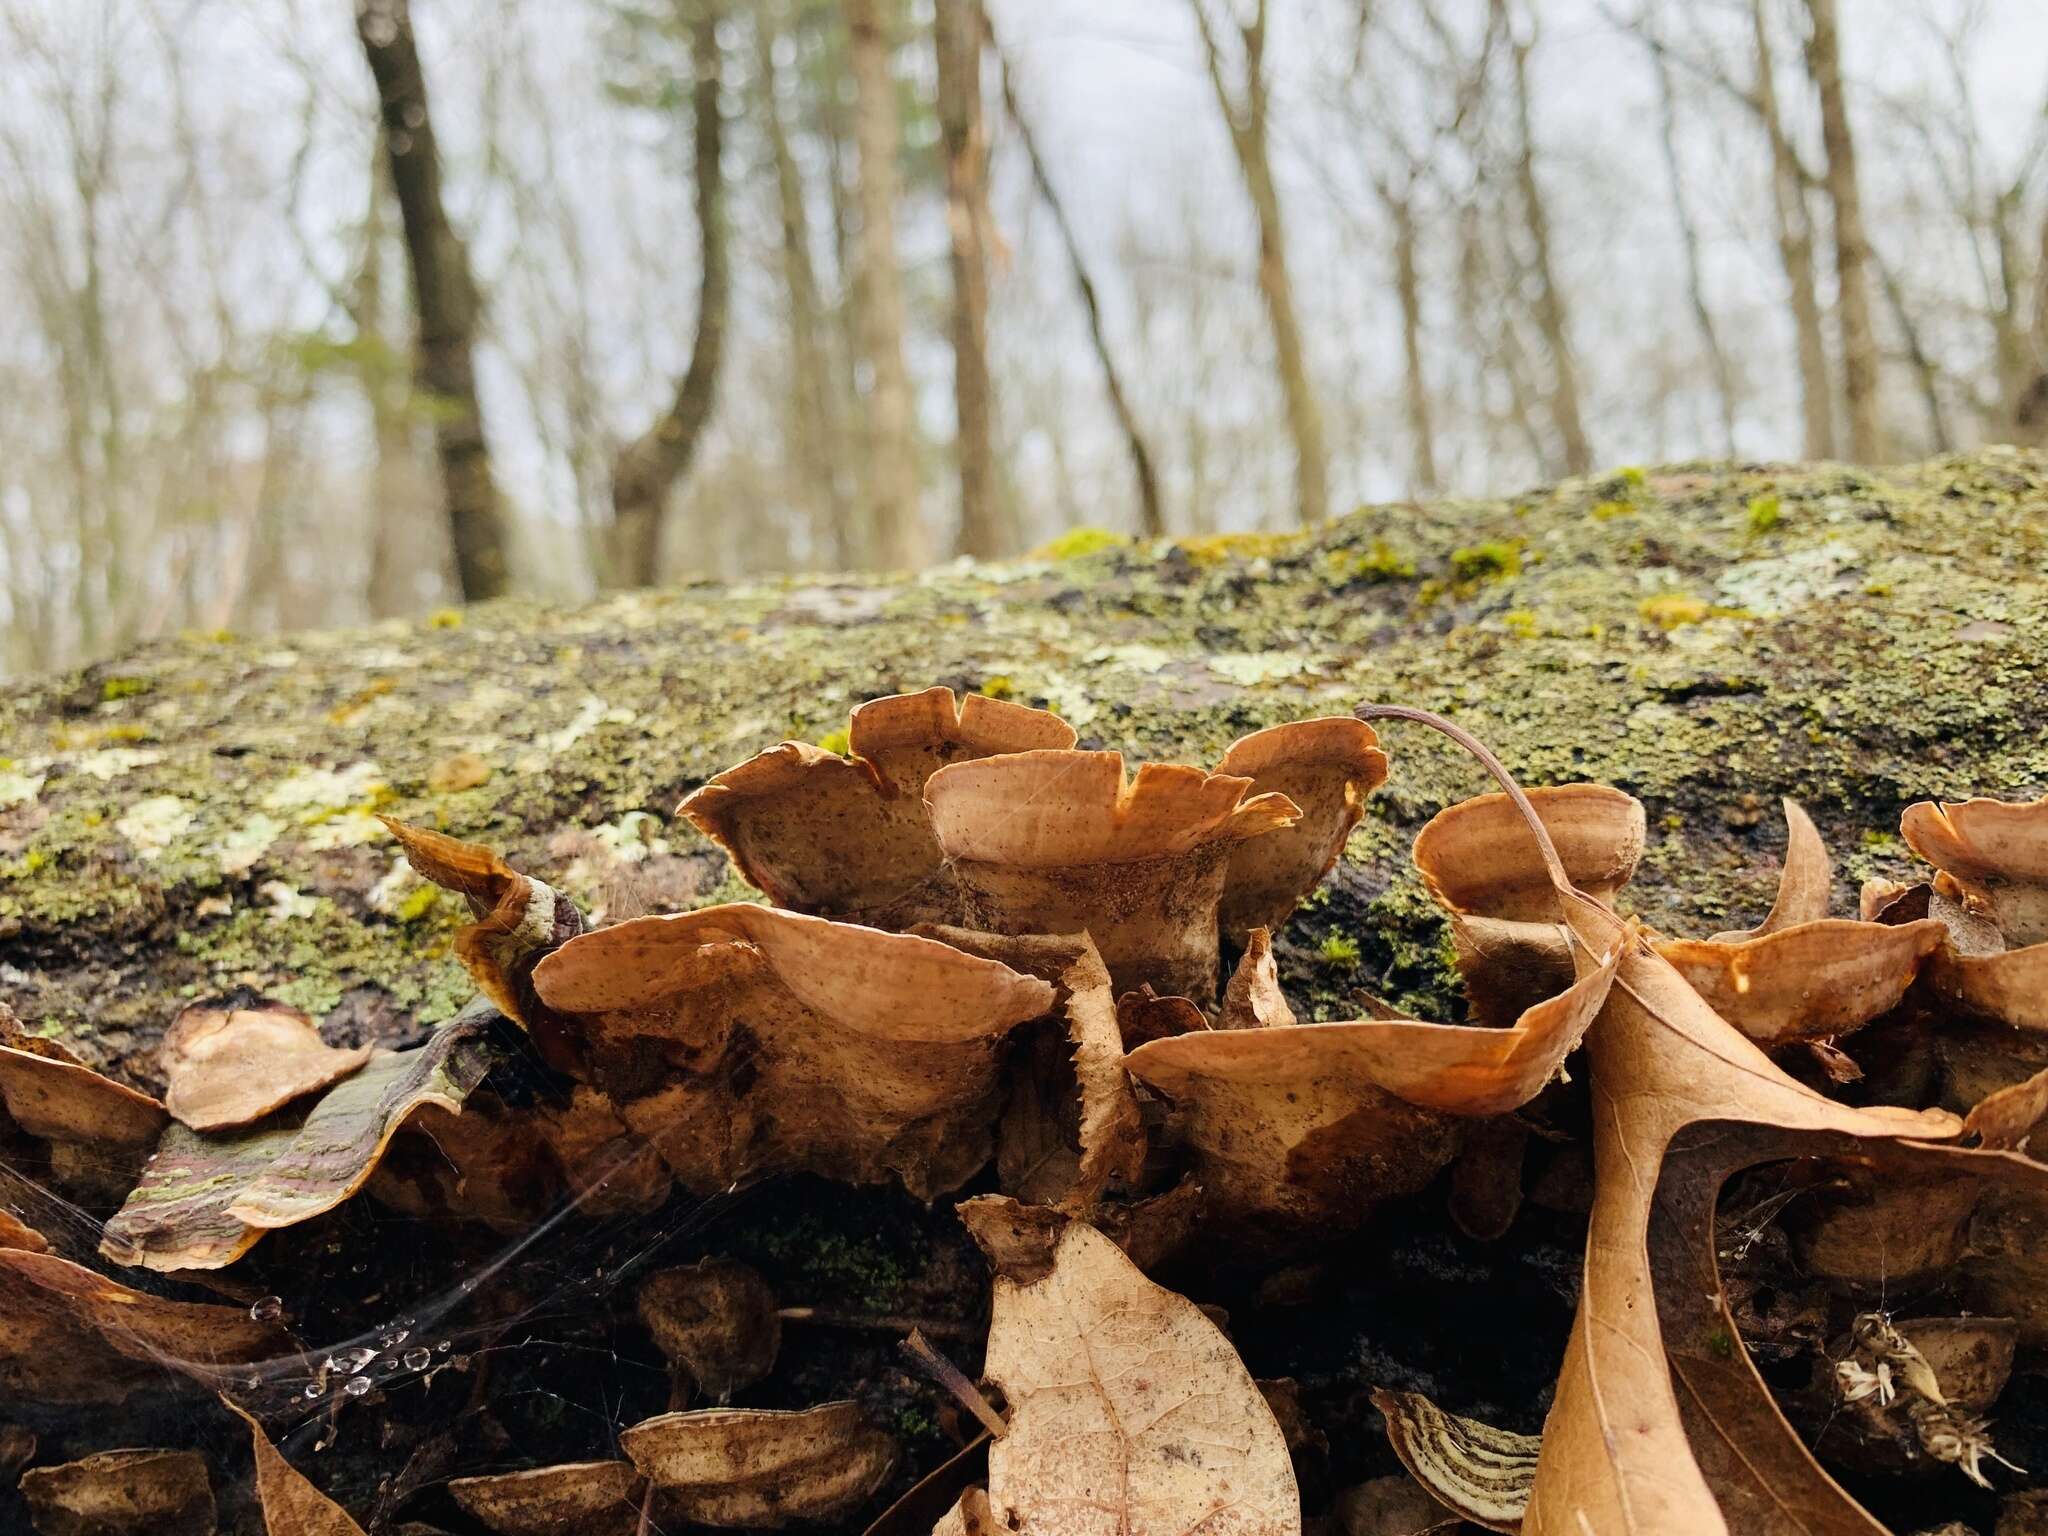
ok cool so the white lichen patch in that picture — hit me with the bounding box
[589,811,670,864]
[540,695,638,756]
[1716,537,1863,618]
[0,763,46,807]
[257,880,320,921]
[302,808,389,851]
[215,814,285,876]
[263,762,386,814]
[71,747,163,781]
[1208,651,1312,686]
[367,858,420,916]
[116,795,195,860]
[1086,643,1178,675]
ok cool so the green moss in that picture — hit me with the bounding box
[100,676,152,701]
[1746,493,1782,534]
[1032,527,1132,561]
[395,885,441,924]
[1318,934,1361,969]
[978,676,1014,701]
[816,727,852,756]
[1503,609,1540,639]
[1173,531,1303,566]
[1589,499,1635,522]
[1328,539,1416,583]
[1450,540,1522,582]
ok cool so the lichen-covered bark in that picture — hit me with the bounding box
[5,452,2047,1087]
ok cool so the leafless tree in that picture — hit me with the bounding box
[936,0,1003,558]
[355,0,513,599]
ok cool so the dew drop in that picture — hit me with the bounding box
[436,1340,451,1353]
[402,1347,432,1371]
[343,1375,372,1397]
[249,1295,283,1323]
[302,1383,321,1399]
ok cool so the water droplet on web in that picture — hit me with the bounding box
[250,1296,283,1323]
[331,1347,377,1375]
[343,1375,372,1397]
[302,1383,321,1400]
[436,1340,451,1353]
[402,1347,432,1371]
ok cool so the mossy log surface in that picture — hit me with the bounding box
[5,451,2047,1085]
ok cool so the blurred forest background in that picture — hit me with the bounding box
[1,0,2045,678]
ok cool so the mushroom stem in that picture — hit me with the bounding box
[777,1306,980,1340]
[901,1328,1009,1440]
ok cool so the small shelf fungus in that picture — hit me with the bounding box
[1898,792,2048,1028]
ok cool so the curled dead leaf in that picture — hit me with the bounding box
[102,1009,494,1270]
[924,749,1298,1006]
[0,1042,167,1151]
[1653,800,1944,1045]
[530,905,1054,1199]
[963,1220,1298,1535]
[679,687,1075,928]
[620,1401,898,1528]
[160,1001,371,1132]
[18,1448,215,1536]
[381,819,585,1069]
[0,1245,284,1404]
[447,1461,647,1536]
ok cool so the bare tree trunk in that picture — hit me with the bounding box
[1496,0,1591,477]
[1876,251,1951,452]
[1390,192,1439,497]
[755,2,854,569]
[843,0,926,569]
[996,46,1166,538]
[936,0,1002,559]
[355,0,511,601]
[1803,0,1883,462]
[609,2,730,588]
[1751,0,1835,460]
[1646,21,1737,457]
[1192,0,1329,526]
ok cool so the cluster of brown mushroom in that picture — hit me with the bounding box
[7,687,2048,1535]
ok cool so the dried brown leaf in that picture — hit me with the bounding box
[161,1001,371,1132]
[679,687,1075,928]
[532,905,1054,1199]
[1710,798,1833,941]
[101,1010,494,1270]
[976,1221,1298,1535]
[1219,928,1297,1031]
[620,1401,898,1527]
[226,1400,369,1536]
[18,1448,215,1536]
[0,1043,167,1149]
[0,1246,283,1404]
[925,749,1298,1006]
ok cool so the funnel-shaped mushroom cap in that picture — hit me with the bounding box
[679,687,1074,929]
[162,1001,371,1132]
[637,1259,780,1399]
[532,905,1055,1199]
[448,1461,646,1536]
[1214,717,1388,940]
[1899,794,2048,1028]
[1902,793,2048,944]
[620,1402,897,1528]
[1123,932,1624,1234]
[1652,800,1945,1044]
[19,1450,215,1536]
[925,750,1298,1006]
[1412,784,1645,1027]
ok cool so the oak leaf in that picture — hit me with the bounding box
[18,1448,215,1536]
[952,1220,1299,1536]
[228,1400,370,1536]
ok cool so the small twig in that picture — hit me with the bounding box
[778,1306,980,1341]
[900,1328,1008,1440]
